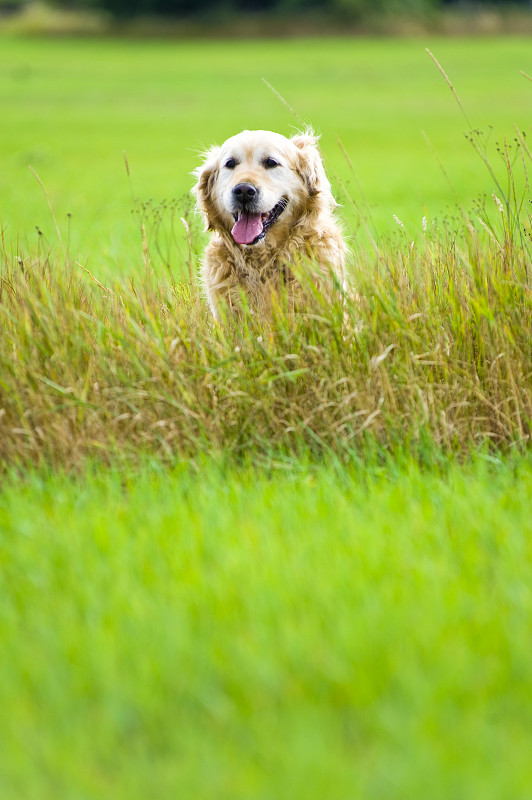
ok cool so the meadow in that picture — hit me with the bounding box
[2,458,532,799]
[1,36,531,270]
[1,33,532,799]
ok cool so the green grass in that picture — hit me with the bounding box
[0,36,531,272]
[1,34,531,799]
[1,456,532,800]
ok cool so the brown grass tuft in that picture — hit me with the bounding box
[1,179,530,473]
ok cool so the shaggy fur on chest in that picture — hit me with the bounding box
[201,219,345,319]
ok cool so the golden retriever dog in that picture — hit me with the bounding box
[192,129,346,320]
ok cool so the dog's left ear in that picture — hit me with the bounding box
[290,131,334,203]
[192,145,221,230]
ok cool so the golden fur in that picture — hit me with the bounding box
[192,129,345,320]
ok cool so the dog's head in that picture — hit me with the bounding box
[192,129,335,247]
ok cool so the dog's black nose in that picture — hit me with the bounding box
[232,183,257,201]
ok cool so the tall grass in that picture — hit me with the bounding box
[1,123,530,473]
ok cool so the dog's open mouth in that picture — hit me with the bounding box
[231,198,287,246]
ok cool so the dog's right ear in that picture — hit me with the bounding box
[192,145,221,231]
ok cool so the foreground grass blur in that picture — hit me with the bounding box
[1,456,531,799]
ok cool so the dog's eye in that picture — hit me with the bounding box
[224,158,236,169]
[264,157,280,169]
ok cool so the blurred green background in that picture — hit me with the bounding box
[1,0,530,23]
[0,35,530,274]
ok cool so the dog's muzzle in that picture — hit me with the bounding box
[230,185,288,246]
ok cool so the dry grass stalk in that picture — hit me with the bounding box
[0,193,530,473]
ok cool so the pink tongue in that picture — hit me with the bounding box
[231,213,263,245]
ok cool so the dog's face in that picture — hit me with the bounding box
[193,130,334,247]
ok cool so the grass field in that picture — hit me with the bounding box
[2,457,532,799]
[1,33,532,799]
[0,36,531,271]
